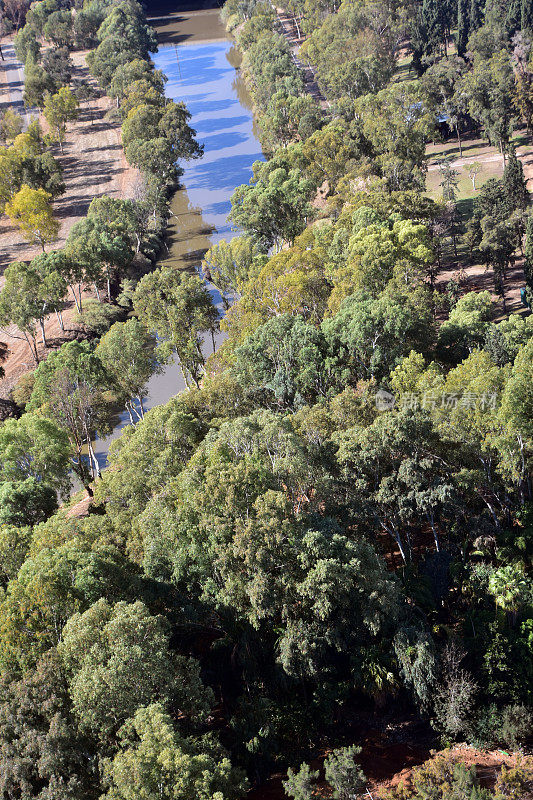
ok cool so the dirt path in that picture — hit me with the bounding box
[0,43,140,398]
[427,151,504,173]
[275,6,328,108]
[0,45,140,273]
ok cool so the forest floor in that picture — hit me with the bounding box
[248,740,532,799]
[0,41,140,397]
[275,7,328,108]
[426,128,533,315]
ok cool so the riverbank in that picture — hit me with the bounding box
[91,6,264,466]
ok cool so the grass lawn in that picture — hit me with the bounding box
[425,129,533,203]
[392,53,413,83]
[426,153,504,202]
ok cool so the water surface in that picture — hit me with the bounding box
[93,11,263,466]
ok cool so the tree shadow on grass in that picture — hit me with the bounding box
[456,197,474,224]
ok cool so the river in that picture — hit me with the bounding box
[93,3,263,467]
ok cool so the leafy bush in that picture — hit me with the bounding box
[283,763,319,800]
[75,300,123,336]
[0,478,58,527]
[324,746,366,800]
[411,752,488,800]
[500,705,532,750]
[494,759,533,799]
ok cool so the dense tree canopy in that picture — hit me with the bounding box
[1,0,533,798]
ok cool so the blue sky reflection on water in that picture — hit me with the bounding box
[153,41,263,240]
[92,38,263,467]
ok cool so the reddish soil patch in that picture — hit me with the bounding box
[0,287,98,399]
[65,492,93,519]
[247,743,531,799]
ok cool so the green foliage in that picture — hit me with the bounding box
[2,0,533,791]
[23,59,55,108]
[494,760,533,799]
[393,624,437,712]
[67,215,133,301]
[283,763,319,800]
[58,599,212,743]
[0,411,71,493]
[259,87,322,152]
[230,161,315,250]
[438,291,493,360]
[28,341,112,486]
[232,314,330,408]
[242,30,304,110]
[101,703,248,800]
[324,746,366,800]
[352,83,436,191]
[133,267,219,388]
[96,319,159,422]
[0,650,99,800]
[43,9,73,47]
[500,704,533,749]
[459,49,517,154]
[323,285,435,383]
[300,2,398,100]
[0,478,58,527]
[93,397,206,548]
[410,751,490,799]
[5,185,59,252]
[87,1,157,89]
[42,46,74,88]
[0,524,32,584]
[75,299,123,336]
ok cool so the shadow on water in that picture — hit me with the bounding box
[93,9,264,467]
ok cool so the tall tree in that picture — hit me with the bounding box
[66,217,133,302]
[28,341,112,487]
[0,261,42,363]
[58,599,212,744]
[0,411,71,493]
[101,703,247,800]
[96,319,160,423]
[133,269,219,389]
[5,185,59,251]
[502,148,529,210]
[43,86,79,154]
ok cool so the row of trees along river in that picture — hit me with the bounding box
[93,1,264,467]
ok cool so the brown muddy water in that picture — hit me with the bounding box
[93,3,264,465]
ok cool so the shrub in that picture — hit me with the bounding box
[472,704,502,748]
[75,300,123,336]
[494,759,533,799]
[324,746,366,800]
[283,763,319,800]
[434,645,477,740]
[411,751,488,799]
[500,705,532,750]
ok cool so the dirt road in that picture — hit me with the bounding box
[0,44,140,397]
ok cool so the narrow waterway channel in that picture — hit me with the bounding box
[93,3,263,467]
